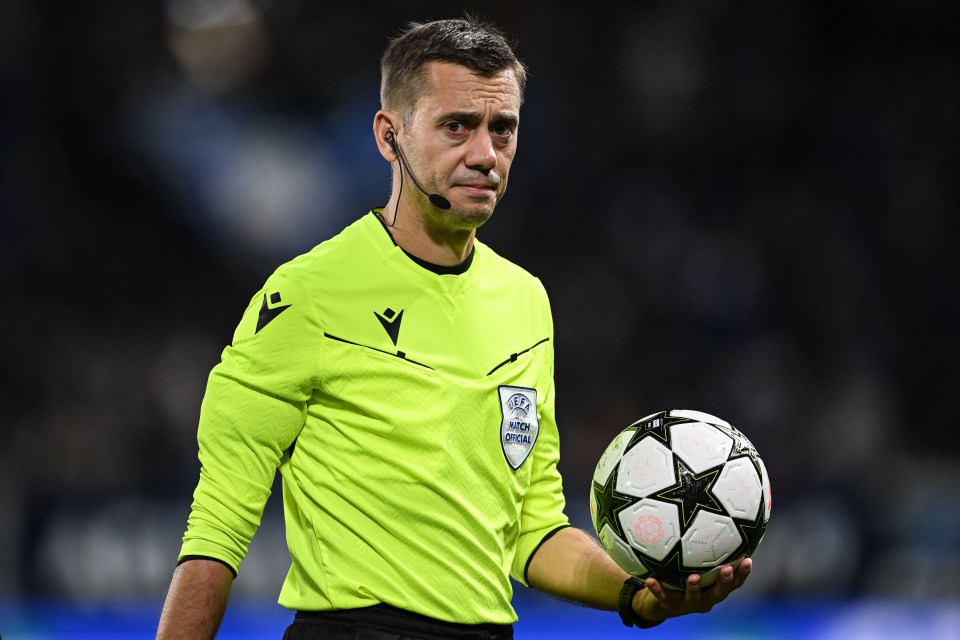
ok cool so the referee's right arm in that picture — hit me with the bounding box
[156,559,233,639]
[157,272,318,638]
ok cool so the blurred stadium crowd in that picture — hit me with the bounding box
[2,0,958,607]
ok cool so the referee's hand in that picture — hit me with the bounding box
[634,557,752,624]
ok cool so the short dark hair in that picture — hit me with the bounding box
[380,16,527,115]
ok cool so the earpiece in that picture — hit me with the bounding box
[384,130,451,210]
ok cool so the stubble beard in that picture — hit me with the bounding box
[446,201,496,230]
[411,184,500,234]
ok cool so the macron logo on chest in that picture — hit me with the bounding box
[374,307,404,346]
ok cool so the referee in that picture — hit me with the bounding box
[157,17,751,639]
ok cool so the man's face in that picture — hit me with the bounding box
[401,61,521,231]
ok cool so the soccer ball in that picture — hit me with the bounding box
[589,410,771,590]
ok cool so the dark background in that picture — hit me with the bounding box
[2,0,958,610]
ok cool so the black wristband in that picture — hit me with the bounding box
[618,577,662,629]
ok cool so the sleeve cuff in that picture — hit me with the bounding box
[177,554,238,579]
[522,523,572,585]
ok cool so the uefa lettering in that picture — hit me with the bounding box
[498,385,539,469]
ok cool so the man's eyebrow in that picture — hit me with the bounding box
[438,111,519,127]
[438,110,483,123]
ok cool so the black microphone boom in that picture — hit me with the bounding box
[385,131,452,210]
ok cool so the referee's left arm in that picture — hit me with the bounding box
[526,528,752,628]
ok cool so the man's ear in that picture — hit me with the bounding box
[373,110,399,162]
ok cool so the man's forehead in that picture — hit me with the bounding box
[416,61,521,113]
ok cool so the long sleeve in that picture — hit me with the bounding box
[179,268,324,574]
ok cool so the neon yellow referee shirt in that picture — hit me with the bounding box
[179,211,569,624]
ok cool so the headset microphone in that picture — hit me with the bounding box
[385,131,452,210]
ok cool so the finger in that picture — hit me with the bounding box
[684,573,702,608]
[644,577,665,601]
[645,577,685,609]
[732,557,752,588]
[709,564,736,600]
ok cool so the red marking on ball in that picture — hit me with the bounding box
[635,515,665,544]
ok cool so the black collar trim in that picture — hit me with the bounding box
[371,209,474,276]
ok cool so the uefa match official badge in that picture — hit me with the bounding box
[499,386,539,469]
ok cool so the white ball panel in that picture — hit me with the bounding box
[714,457,763,520]
[593,428,636,485]
[616,437,675,498]
[669,409,731,428]
[619,499,681,562]
[681,511,741,568]
[599,524,649,578]
[670,421,733,473]
[759,457,772,523]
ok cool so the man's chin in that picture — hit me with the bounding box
[459,208,495,229]
[442,202,495,230]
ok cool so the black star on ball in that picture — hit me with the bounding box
[592,468,634,542]
[731,499,768,560]
[627,415,672,447]
[636,546,687,591]
[655,458,724,529]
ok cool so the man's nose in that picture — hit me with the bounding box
[465,129,497,172]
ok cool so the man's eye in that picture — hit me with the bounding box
[446,122,462,133]
[493,124,512,137]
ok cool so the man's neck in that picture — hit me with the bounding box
[380,201,476,266]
